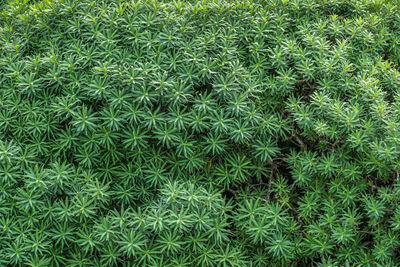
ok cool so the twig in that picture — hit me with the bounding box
[248,182,265,188]
[258,197,268,203]
[266,166,275,200]
[358,230,373,235]
[291,133,305,150]
[288,182,296,190]
[329,138,341,151]
[228,189,238,197]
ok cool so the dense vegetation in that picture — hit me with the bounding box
[1,0,400,266]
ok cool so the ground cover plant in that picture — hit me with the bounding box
[1,0,400,266]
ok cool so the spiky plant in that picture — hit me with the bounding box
[0,0,400,266]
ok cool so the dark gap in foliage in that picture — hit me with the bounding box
[193,83,213,95]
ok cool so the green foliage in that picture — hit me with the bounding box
[1,0,400,265]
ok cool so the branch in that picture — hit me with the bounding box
[266,166,276,200]
[290,133,305,150]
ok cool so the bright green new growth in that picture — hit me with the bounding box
[1,0,400,266]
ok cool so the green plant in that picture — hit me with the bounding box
[1,0,400,266]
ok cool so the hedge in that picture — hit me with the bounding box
[1,0,400,266]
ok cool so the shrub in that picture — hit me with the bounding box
[1,0,400,266]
